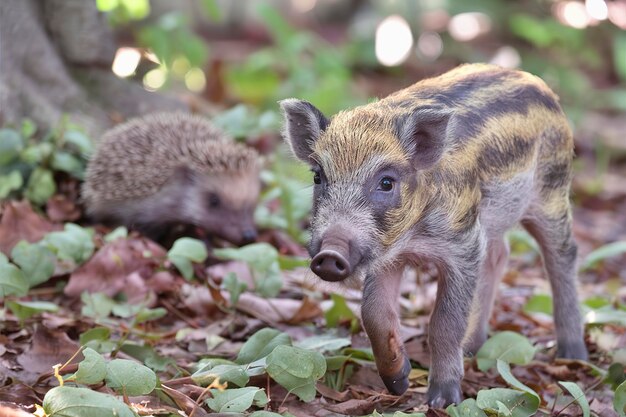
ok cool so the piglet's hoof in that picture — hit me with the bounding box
[427,380,462,409]
[381,356,411,395]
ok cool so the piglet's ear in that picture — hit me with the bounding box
[396,109,452,170]
[279,99,329,165]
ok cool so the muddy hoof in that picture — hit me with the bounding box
[381,356,411,396]
[427,380,461,409]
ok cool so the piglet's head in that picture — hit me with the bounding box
[280,99,451,282]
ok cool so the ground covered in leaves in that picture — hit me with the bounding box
[0,120,625,417]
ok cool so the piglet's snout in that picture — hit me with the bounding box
[310,234,362,282]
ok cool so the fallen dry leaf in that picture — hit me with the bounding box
[46,194,81,222]
[0,200,56,255]
[16,326,79,385]
[64,237,166,300]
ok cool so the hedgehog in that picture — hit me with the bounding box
[82,112,260,245]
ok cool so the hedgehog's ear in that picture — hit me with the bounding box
[279,99,329,165]
[395,109,452,170]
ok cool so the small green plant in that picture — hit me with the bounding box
[214,243,283,298]
[224,5,364,114]
[0,119,93,205]
[449,333,592,417]
[1,224,95,322]
[39,346,157,417]
[167,237,208,280]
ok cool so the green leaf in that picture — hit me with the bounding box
[79,327,115,353]
[507,229,540,255]
[119,343,175,372]
[5,300,59,321]
[20,142,53,165]
[615,32,626,83]
[341,347,375,362]
[236,328,291,365]
[606,362,626,389]
[476,388,539,417]
[278,255,309,270]
[295,334,351,353]
[214,242,277,272]
[105,359,157,396]
[615,380,626,417]
[25,167,56,205]
[168,237,208,262]
[583,306,626,326]
[21,119,37,139]
[206,387,268,413]
[0,171,23,198]
[81,292,115,320]
[447,398,488,417]
[134,307,167,323]
[325,293,359,331]
[167,237,208,280]
[74,348,107,385]
[200,0,222,22]
[558,381,590,417]
[497,360,540,400]
[104,227,128,242]
[11,240,56,287]
[255,263,283,298]
[63,130,93,157]
[51,151,84,177]
[43,386,135,417]
[222,272,247,305]
[250,412,284,417]
[266,345,327,402]
[192,363,249,387]
[0,261,29,298]
[44,223,94,264]
[476,331,536,372]
[0,128,23,165]
[257,4,295,46]
[581,241,626,271]
[392,412,427,417]
[214,243,283,297]
[523,293,553,315]
[169,255,193,280]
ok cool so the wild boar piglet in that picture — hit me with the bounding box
[280,63,587,408]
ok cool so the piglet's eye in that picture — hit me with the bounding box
[378,177,394,192]
[313,172,321,185]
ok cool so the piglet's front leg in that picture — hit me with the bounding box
[427,249,482,408]
[361,268,411,395]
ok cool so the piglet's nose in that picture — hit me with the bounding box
[311,250,351,282]
[241,229,257,244]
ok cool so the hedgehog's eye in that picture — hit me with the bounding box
[378,177,394,192]
[313,172,321,185]
[208,193,220,208]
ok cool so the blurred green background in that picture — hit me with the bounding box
[99,0,626,119]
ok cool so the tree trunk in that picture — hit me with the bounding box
[0,0,185,137]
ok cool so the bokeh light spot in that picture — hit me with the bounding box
[111,47,141,78]
[184,68,206,93]
[586,0,608,20]
[448,12,492,42]
[143,68,166,91]
[417,31,443,61]
[375,15,414,67]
